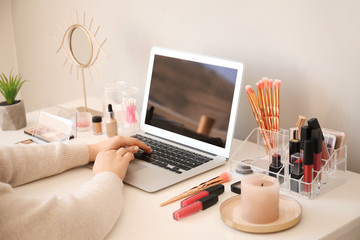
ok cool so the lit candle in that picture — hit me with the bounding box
[241,174,280,224]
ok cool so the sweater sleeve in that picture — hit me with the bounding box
[0,172,124,240]
[0,142,89,187]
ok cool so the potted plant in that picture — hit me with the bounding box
[0,70,27,130]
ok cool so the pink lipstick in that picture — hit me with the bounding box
[180,184,224,207]
[173,194,218,220]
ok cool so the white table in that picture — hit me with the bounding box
[1,99,360,240]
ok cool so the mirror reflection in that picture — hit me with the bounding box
[70,27,92,66]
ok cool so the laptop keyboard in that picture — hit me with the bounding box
[132,134,214,174]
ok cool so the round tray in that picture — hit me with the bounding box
[220,194,302,233]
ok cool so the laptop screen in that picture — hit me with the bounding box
[141,47,243,158]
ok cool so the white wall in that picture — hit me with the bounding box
[0,0,18,102]
[7,0,360,173]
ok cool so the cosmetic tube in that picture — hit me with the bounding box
[290,153,303,193]
[269,148,284,184]
[307,118,330,162]
[300,126,311,156]
[173,194,218,221]
[289,139,300,173]
[289,127,299,140]
[303,140,314,194]
[312,128,323,181]
[180,184,224,207]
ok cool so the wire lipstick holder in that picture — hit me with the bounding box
[230,128,347,199]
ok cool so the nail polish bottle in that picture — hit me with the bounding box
[106,104,118,137]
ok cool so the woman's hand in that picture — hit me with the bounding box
[88,136,151,162]
[92,146,140,180]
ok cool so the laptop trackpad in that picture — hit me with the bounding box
[127,160,148,173]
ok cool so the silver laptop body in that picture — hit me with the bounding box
[124,47,244,192]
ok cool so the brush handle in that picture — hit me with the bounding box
[160,177,226,207]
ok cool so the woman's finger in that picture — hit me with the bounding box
[117,146,139,156]
[119,137,152,153]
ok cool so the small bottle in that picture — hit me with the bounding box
[106,104,118,137]
[92,116,103,135]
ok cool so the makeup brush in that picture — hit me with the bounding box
[273,79,281,131]
[246,85,265,130]
[160,172,231,207]
[268,79,274,130]
[246,84,272,150]
[258,79,270,130]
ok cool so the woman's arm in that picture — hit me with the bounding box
[0,137,150,239]
[0,172,124,240]
[0,143,89,187]
[0,136,151,187]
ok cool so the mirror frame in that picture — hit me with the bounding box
[68,24,93,68]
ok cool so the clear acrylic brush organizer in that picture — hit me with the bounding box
[230,128,347,199]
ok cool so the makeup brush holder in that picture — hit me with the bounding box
[230,128,348,199]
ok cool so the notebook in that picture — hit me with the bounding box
[123,47,244,192]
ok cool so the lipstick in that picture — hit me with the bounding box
[307,118,330,163]
[290,153,303,193]
[289,127,299,140]
[173,194,218,220]
[269,148,284,184]
[289,139,300,161]
[289,139,300,173]
[300,125,311,156]
[180,184,224,207]
[303,140,314,194]
[312,128,323,181]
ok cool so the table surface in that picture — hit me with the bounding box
[1,98,360,240]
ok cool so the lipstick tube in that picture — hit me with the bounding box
[269,148,284,184]
[290,153,303,193]
[312,128,323,183]
[303,140,314,194]
[307,118,330,164]
[289,139,300,174]
[173,194,218,221]
[300,125,311,156]
[289,127,299,141]
[180,184,224,207]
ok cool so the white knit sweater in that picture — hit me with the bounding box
[0,143,124,240]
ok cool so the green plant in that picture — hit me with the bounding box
[0,70,27,105]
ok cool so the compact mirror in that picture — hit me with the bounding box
[69,26,93,67]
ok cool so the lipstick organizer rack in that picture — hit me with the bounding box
[230,128,347,199]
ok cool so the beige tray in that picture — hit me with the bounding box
[220,194,302,233]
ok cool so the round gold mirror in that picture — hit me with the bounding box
[69,25,93,67]
[56,12,108,112]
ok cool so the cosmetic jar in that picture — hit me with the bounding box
[77,112,92,132]
[92,116,103,135]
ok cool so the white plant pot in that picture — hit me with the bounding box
[0,100,27,130]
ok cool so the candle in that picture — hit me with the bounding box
[241,174,280,224]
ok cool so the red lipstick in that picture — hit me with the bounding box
[307,118,330,163]
[173,194,218,221]
[180,184,224,207]
[290,153,303,193]
[303,140,314,194]
[312,128,323,181]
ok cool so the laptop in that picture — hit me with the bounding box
[123,47,244,192]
